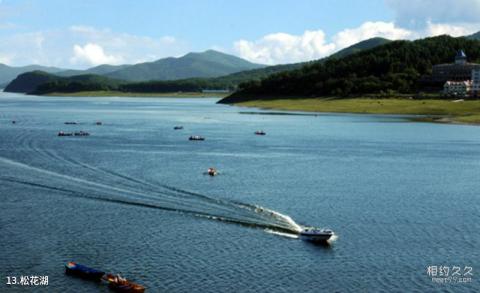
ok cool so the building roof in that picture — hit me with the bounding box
[444,80,472,86]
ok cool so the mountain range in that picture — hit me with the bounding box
[0,50,264,87]
[0,37,393,88]
[4,37,394,94]
[4,31,480,95]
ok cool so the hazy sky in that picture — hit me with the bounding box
[0,0,479,68]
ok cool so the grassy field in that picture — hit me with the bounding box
[235,98,480,124]
[45,91,229,98]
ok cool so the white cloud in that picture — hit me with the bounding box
[333,21,412,49]
[423,21,480,37]
[234,30,335,64]
[0,25,188,68]
[233,17,480,65]
[0,54,12,64]
[234,22,412,64]
[70,43,122,66]
[386,0,480,28]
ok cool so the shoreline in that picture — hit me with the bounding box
[233,98,480,125]
[43,90,229,98]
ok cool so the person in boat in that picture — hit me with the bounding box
[207,167,217,176]
[115,274,127,284]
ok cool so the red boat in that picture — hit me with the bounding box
[104,274,145,293]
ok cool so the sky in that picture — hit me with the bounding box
[0,0,479,68]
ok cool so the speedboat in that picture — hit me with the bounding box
[174,126,183,130]
[254,130,266,135]
[189,135,205,141]
[104,274,145,293]
[65,262,105,281]
[95,121,102,125]
[299,228,334,242]
[64,121,78,125]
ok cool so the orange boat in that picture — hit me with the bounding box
[104,274,145,293]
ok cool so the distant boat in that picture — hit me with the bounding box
[174,126,184,130]
[65,262,105,281]
[64,121,78,125]
[254,130,266,135]
[189,135,205,141]
[104,273,145,293]
[207,167,218,176]
[58,131,73,136]
[74,131,90,136]
[299,228,334,243]
[95,121,103,125]
[11,120,16,124]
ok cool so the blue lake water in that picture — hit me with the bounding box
[0,92,478,292]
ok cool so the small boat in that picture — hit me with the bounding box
[65,262,105,281]
[74,131,90,136]
[64,121,78,125]
[189,135,205,141]
[58,131,73,136]
[254,130,266,135]
[104,274,145,293]
[95,121,103,125]
[174,126,183,130]
[299,228,334,243]
[207,167,218,176]
[11,120,16,124]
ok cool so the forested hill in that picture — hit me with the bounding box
[5,71,123,94]
[218,35,480,104]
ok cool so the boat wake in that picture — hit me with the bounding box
[0,155,302,235]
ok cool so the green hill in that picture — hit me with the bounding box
[0,64,65,85]
[4,71,123,94]
[105,50,265,81]
[56,64,131,77]
[467,31,480,40]
[218,35,480,104]
[329,37,391,59]
[4,71,61,93]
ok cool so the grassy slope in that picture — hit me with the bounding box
[235,98,480,124]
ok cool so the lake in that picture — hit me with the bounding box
[0,93,478,292]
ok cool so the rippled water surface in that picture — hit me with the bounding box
[0,93,479,292]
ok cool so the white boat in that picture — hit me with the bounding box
[299,228,333,242]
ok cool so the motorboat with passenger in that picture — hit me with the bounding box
[174,126,183,130]
[58,131,73,136]
[299,228,334,242]
[254,130,266,135]
[189,135,205,141]
[104,273,145,293]
[207,167,218,176]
